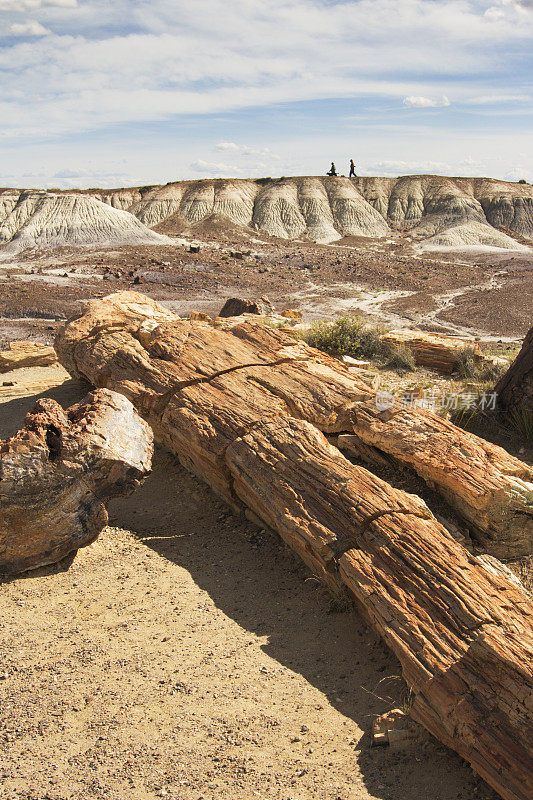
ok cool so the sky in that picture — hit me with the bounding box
[0,0,532,189]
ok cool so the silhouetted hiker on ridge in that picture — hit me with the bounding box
[349,159,357,177]
[327,162,337,176]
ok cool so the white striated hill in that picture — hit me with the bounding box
[1,175,531,252]
[0,191,173,256]
[96,175,532,248]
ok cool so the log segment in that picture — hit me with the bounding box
[494,325,533,416]
[54,292,533,800]
[225,418,533,800]
[0,388,153,574]
[380,329,481,374]
[55,292,533,557]
[338,399,532,558]
[0,341,57,372]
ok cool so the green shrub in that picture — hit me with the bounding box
[303,316,386,360]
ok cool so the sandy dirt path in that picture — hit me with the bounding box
[0,370,498,800]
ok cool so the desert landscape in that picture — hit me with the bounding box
[1,169,532,800]
[1,175,532,349]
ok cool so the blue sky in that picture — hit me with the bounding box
[0,0,531,188]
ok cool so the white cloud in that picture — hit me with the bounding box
[0,0,77,9]
[215,142,278,158]
[190,159,245,177]
[6,20,51,36]
[403,95,451,108]
[0,0,531,139]
[215,142,240,152]
[484,7,506,20]
[485,0,533,17]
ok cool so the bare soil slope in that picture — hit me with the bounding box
[0,192,173,256]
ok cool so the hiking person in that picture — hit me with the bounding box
[327,162,337,176]
[349,159,357,177]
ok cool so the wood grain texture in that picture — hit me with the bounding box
[54,292,533,800]
[0,388,153,574]
[381,329,480,373]
[56,292,533,557]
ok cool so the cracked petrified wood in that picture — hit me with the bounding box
[0,388,153,574]
[55,292,533,800]
[56,291,532,558]
[380,329,481,373]
[0,341,57,372]
[495,325,533,417]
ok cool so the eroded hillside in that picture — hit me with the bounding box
[0,191,172,256]
[95,174,533,247]
[0,175,531,253]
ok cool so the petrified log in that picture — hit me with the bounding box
[494,326,533,416]
[0,341,57,372]
[337,400,533,558]
[380,329,481,374]
[55,293,533,800]
[55,292,532,557]
[0,388,153,574]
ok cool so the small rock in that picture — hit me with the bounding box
[189,311,212,323]
[281,308,302,321]
[218,298,267,318]
[342,355,371,368]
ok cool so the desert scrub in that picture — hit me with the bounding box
[303,316,387,361]
[383,343,416,372]
[451,391,533,447]
[303,316,416,372]
[256,316,293,330]
[504,407,533,445]
[455,347,507,383]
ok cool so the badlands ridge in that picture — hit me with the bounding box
[1,175,532,254]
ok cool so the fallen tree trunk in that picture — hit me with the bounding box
[55,292,533,800]
[380,329,480,373]
[225,418,533,800]
[0,341,57,372]
[55,292,533,557]
[0,388,153,574]
[337,399,532,557]
[494,326,533,416]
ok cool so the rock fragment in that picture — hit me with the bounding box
[0,342,57,373]
[0,388,153,574]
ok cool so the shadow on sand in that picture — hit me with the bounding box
[0,389,494,799]
[109,448,493,800]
